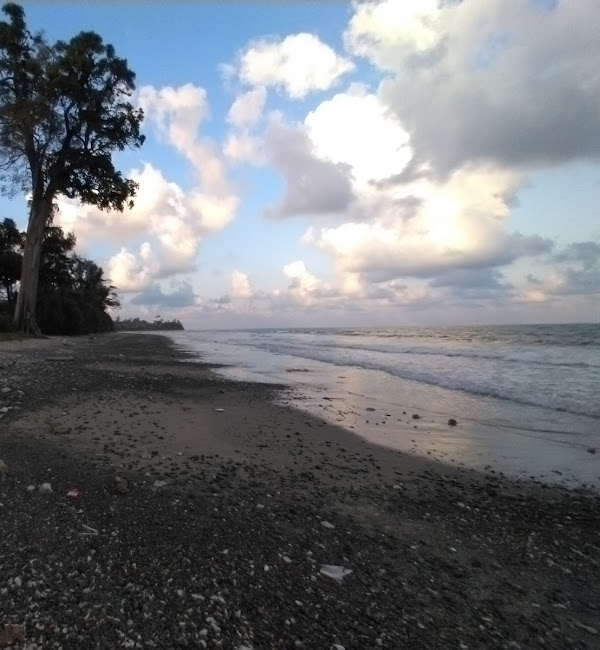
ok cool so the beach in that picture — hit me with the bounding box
[1,333,599,649]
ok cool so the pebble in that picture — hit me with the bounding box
[0,624,26,645]
[114,476,129,494]
[39,483,53,495]
[320,520,335,529]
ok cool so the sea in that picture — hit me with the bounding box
[165,324,600,489]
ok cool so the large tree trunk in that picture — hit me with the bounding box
[13,197,52,335]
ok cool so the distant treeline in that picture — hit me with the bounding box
[114,317,184,332]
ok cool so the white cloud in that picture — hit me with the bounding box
[227,87,267,128]
[224,132,265,165]
[264,116,354,218]
[237,33,354,98]
[305,84,411,186]
[231,269,252,299]
[345,0,600,172]
[55,84,240,294]
[303,165,540,280]
[108,244,155,292]
[138,84,235,197]
[345,0,442,70]
[131,281,198,307]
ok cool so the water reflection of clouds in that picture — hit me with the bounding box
[167,331,599,489]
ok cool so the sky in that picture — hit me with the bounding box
[2,0,599,328]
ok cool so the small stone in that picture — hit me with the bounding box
[39,483,53,495]
[412,414,420,419]
[114,477,129,494]
[448,418,458,426]
[26,485,35,492]
[587,447,596,455]
[13,576,22,588]
[0,623,26,645]
[320,520,335,529]
[1,387,10,394]
[0,460,7,476]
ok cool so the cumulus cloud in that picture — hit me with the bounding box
[108,244,155,293]
[224,132,265,165]
[130,281,197,307]
[231,269,253,299]
[227,87,267,128]
[264,117,354,218]
[55,84,239,294]
[138,84,235,197]
[523,241,600,300]
[302,165,549,283]
[345,0,600,173]
[305,85,411,187]
[236,33,354,98]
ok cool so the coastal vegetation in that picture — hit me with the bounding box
[114,316,184,332]
[0,217,118,335]
[0,3,144,334]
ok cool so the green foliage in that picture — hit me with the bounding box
[0,3,145,205]
[0,217,22,304]
[0,3,144,330]
[114,317,185,332]
[0,220,119,335]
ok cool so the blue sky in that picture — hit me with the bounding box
[2,1,599,327]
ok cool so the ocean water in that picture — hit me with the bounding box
[166,324,600,487]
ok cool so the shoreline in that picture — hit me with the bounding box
[1,333,599,648]
[165,329,600,490]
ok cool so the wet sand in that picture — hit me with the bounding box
[1,333,599,649]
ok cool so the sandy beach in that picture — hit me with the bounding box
[1,333,599,649]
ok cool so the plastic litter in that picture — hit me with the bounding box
[320,565,353,583]
[66,487,82,500]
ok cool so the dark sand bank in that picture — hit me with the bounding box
[1,334,599,649]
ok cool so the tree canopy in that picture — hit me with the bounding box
[0,3,144,332]
[0,220,119,334]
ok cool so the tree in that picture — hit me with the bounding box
[0,220,118,334]
[35,225,120,335]
[0,216,23,305]
[0,3,144,333]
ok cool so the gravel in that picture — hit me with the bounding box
[1,333,599,649]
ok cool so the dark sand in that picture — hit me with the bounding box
[0,333,599,649]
